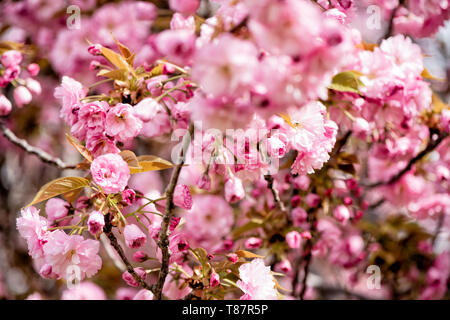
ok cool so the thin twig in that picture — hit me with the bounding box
[366,129,449,188]
[264,174,286,212]
[154,123,194,300]
[103,213,155,293]
[0,120,75,170]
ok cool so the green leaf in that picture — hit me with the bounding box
[26,177,90,207]
[329,71,364,93]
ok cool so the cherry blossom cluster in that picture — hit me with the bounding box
[1,0,448,300]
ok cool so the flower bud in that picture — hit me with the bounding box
[291,207,307,226]
[173,184,193,210]
[13,86,32,107]
[45,198,69,225]
[0,95,12,116]
[224,177,245,203]
[286,231,301,249]
[124,224,147,249]
[133,251,149,263]
[1,50,22,68]
[278,259,292,273]
[245,237,262,249]
[25,78,42,95]
[88,44,102,56]
[333,205,350,224]
[291,195,301,207]
[210,272,220,287]
[300,231,312,239]
[122,189,136,205]
[227,253,238,263]
[87,211,105,236]
[169,0,200,16]
[27,63,40,76]
[122,267,146,287]
[197,173,211,190]
[169,217,181,231]
[305,193,320,208]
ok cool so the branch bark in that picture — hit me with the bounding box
[153,123,194,300]
[103,213,155,293]
[0,120,75,170]
[264,174,286,212]
[366,129,449,188]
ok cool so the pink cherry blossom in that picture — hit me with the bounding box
[91,153,130,194]
[236,259,278,300]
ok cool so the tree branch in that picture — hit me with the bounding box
[366,129,449,188]
[0,120,75,170]
[103,213,155,293]
[153,123,194,300]
[264,174,286,212]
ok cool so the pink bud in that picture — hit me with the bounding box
[88,44,102,56]
[173,184,192,210]
[87,211,105,236]
[25,78,41,95]
[245,237,262,249]
[1,50,23,68]
[278,259,292,273]
[169,217,181,231]
[0,95,12,116]
[293,175,310,191]
[222,239,234,251]
[3,65,20,81]
[210,272,220,287]
[197,173,211,190]
[45,198,69,225]
[291,195,301,207]
[227,253,238,263]
[305,193,320,208]
[286,231,302,249]
[27,63,40,76]
[291,207,307,226]
[224,177,245,203]
[122,267,147,287]
[122,189,136,205]
[133,251,148,263]
[300,231,312,239]
[343,197,353,206]
[169,0,200,16]
[13,86,32,107]
[345,178,358,190]
[333,205,350,224]
[89,60,101,70]
[124,224,147,249]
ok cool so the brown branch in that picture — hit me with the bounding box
[103,213,155,293]
[154,123,194,300]
[299,207,318,300]
[0,120,75,170]
[366,129,449,188]
[264,174,286,212]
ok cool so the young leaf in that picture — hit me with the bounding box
[97,69,128,81]
[277,113,295,129]
[329,71,364,93]
[66,134,94,162]
[26,177,90,207]
[235,250,265,259]
[130,155,174,174]
[101,46,129,70]
[119,150,140,168]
